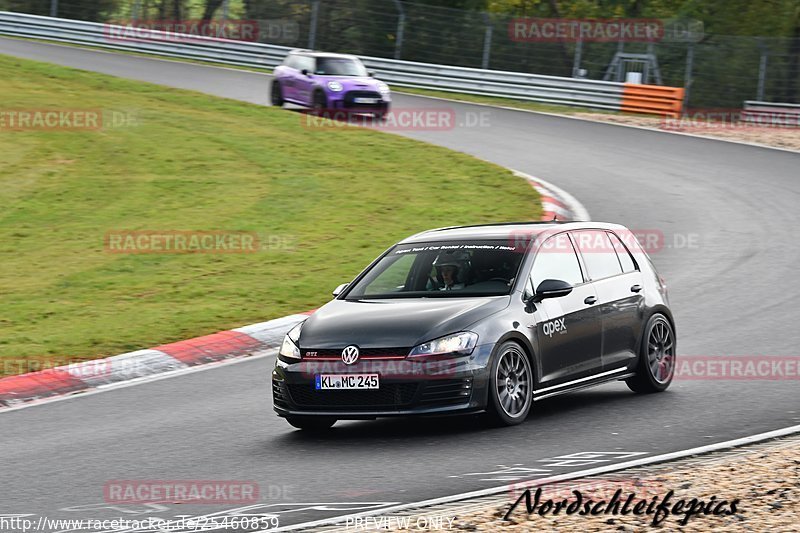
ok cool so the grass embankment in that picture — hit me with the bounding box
[0,54,540,374]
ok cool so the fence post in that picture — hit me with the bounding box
[481,13,492,69]
[572,38,583,77]
[49,0,57,18]
[221,0,230,23]
[308,0,319,49]
[392,0,405,60]
[131,0,141,21]
[757,39,768,101]
[683,42,694,112]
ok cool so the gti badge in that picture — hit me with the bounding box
[341,345,360,365]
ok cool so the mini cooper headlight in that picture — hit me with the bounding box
[279,322,303,361]
[377,82,391,95]
[408,332,478,358]
[327,81,344,92]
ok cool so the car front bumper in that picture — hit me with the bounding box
[272,344,493,419]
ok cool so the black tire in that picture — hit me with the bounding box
[285,416,336,431]
[270,81,284,107]
[626,313,676,393]
[486,341,533,426]
[312,91,327,115]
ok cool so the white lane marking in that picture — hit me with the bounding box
[272,423,800,531]
[0,350,278,415]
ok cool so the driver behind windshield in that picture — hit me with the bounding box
[432,251,470,291]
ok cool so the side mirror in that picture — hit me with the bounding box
[332,283,349,297]
[301,68,310,76]
[367,70,375,77]
[532,279,573,303]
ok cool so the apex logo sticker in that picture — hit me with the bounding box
[542,318,567,337]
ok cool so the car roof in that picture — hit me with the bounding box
[288,49,359,60]
[398,221,629,244]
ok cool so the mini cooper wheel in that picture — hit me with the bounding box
[487,341,533,426]
[270,81,284,107]
[626,313,675,393]
[286,416,336,431]
[312,91,327,115]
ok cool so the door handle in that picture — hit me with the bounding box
[631,284,642,293]
[584,296,597,305]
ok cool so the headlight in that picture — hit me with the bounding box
[408,332,478,358]
[327,81,343,92]
[278,322,303,361]
[377,82,390,95]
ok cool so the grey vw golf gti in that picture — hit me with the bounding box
[272,222,675,430]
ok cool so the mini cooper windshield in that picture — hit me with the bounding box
[345,240,524,299]
[315,57,368,76]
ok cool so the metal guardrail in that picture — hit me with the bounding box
[0,11,684,113]
[742,101,800,128]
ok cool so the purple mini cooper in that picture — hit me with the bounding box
[271,50,391,118]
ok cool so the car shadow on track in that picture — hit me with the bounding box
[271,385,645,443]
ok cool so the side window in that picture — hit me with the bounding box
[608,231,637,273]
[295,55,314,73]
[530,233,584,288]
[572,230,623,280]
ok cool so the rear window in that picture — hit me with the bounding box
[345,240,525,299]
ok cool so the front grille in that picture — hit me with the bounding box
[287,383,418,409]
[272,381,289,408]
[303,347,409,359]
[419,378,473,406]
[343,90,384,108]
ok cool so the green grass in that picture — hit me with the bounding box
[0,54,540,371]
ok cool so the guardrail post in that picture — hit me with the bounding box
[49,0,58,18]
[757,39,768,101]
[481,13,492,70]
[308,0,320,50]
[683,42,694,111]
[392,0,405,60]
[572,38,583,78]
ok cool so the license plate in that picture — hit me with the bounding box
[353,97,379,104]
[315,374,380,390]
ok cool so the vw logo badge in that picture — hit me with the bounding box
[341,345,360,365]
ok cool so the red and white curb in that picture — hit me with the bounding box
[513,170,591,222]
[0,171,589,412]
[0,312,313,410]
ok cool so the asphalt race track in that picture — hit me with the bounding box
[2,37,799,529]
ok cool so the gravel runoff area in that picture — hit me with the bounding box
[573,113,800,152]
[305,433,799,532]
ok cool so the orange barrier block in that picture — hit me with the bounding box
[621,84,685,118]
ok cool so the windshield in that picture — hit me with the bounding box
[315,57,368,77]
[345,240,525,299]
